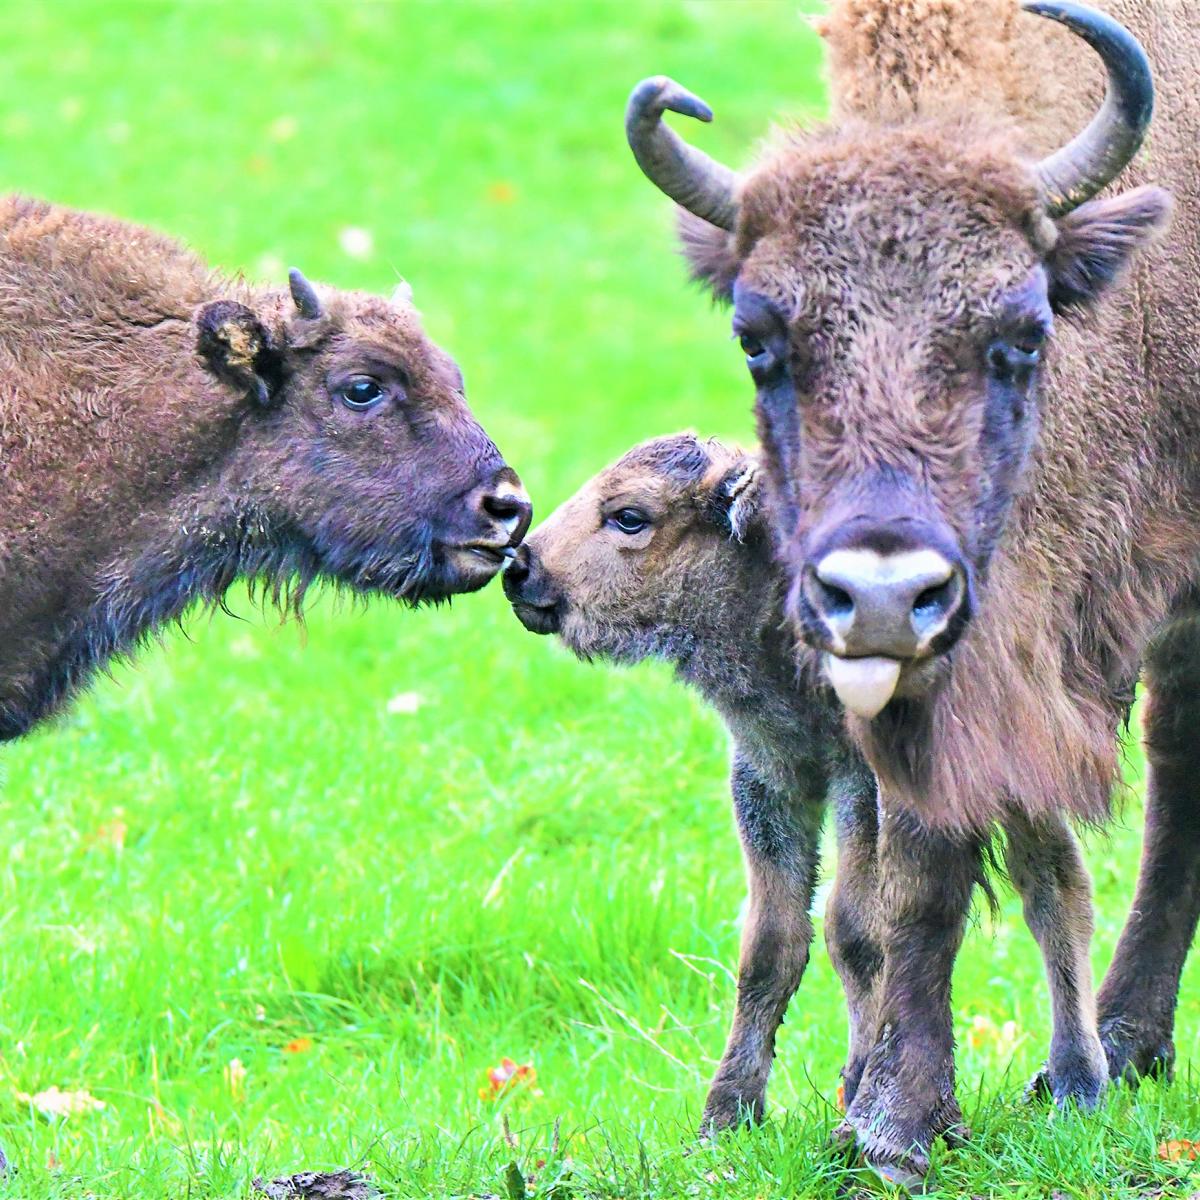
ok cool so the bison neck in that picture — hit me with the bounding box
[672,573,849,795]
[0,316,267,739]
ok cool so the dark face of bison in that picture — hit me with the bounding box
[626,2,1168,718]
[502,434,765,664]
[197,273,530,605]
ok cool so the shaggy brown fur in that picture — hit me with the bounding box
[637,0,1200,1178]
[0,196,529,738]
[503,433,1107,1145]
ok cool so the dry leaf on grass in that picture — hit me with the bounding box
[16,1086,105,1117]
[1159,1138,1200,1161]
[479,1057,541,1101]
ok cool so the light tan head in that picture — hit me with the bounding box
[503,434,768,664]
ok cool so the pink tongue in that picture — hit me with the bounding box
[826,655,901,719]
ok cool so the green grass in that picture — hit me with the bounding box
[0,2,1198,1196]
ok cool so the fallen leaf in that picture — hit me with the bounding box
[16,1086,105,1117]
[479,1057,540,1101]
[1159,1138,1200,1161]
[386,691,422,715]
[88,816,127,853]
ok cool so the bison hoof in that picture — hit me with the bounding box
[1024,1040,1108,1109]
[699,1088,765,1137]
[1099,1015,1175,1085]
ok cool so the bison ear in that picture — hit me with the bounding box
[196,300,282,406]
[709,458,763,542]
[677,210,741,303]
[1045,186,1171,314]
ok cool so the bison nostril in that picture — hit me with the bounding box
[483,493,521,520]
[814,576,855,620]
[913,578,955,622]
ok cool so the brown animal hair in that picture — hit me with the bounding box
[0,196,530,738]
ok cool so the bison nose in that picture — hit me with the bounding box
[479,482,533,547]
[805,547,966,661]
[502,544,531,599]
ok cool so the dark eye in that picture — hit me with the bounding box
[607,508,650,535]
[986,340,1042,382]
[739,333,766,360]
[338,377,385,410]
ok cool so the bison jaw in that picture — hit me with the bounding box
[825,654,902,720]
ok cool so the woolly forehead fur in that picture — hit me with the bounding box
[735,117,1056,312]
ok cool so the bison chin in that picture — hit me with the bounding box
[306,530,506,607]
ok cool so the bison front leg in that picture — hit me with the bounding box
[1004,811,1108,1108]
[1095,612,1200,1083]
[701,754,824,1132]
[823,768,884,1110]
[835,805,978,1188]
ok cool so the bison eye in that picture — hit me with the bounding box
[607,508,650,535]
[986,340,1041,383]
[739,333,767,361]
[337,377,386,410]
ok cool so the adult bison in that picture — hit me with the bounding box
[626,0,1198,1182]
[0,196,530,739]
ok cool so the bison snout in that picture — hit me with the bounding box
[476,473,533,548]
[805,546,966,660]
[503,545,564,635]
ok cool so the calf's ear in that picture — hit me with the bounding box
[1045,186,1171,314]
[196,301,283,406]
[708,458,763,541]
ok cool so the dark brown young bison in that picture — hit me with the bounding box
[0,197,530,739]
[504,433,1107,1181]
[626,0,1197,1179]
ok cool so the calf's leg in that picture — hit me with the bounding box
[701,754,824,1130]
[1096,611,1200,1082]
[823,767,884,1109]
[836,804,979,1187]
[1004,811,1108,1107]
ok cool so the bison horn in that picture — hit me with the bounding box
[1023,1,1155,217]
[625,76,740,232]
[288,268,323,319]
[390,279,414,308]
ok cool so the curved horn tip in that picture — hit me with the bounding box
[627,76,714,126]
[1022,0,1155,216]
[288,267,323,319]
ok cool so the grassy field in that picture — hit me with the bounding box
[1,2,1199,1197]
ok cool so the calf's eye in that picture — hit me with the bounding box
[608,508,650,535]
[338,377,386,410]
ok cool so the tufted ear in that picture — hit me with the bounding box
[196,300,283,406]
[1045,186,1171,315]
[708,457,764,542]
[677,210,741,303]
